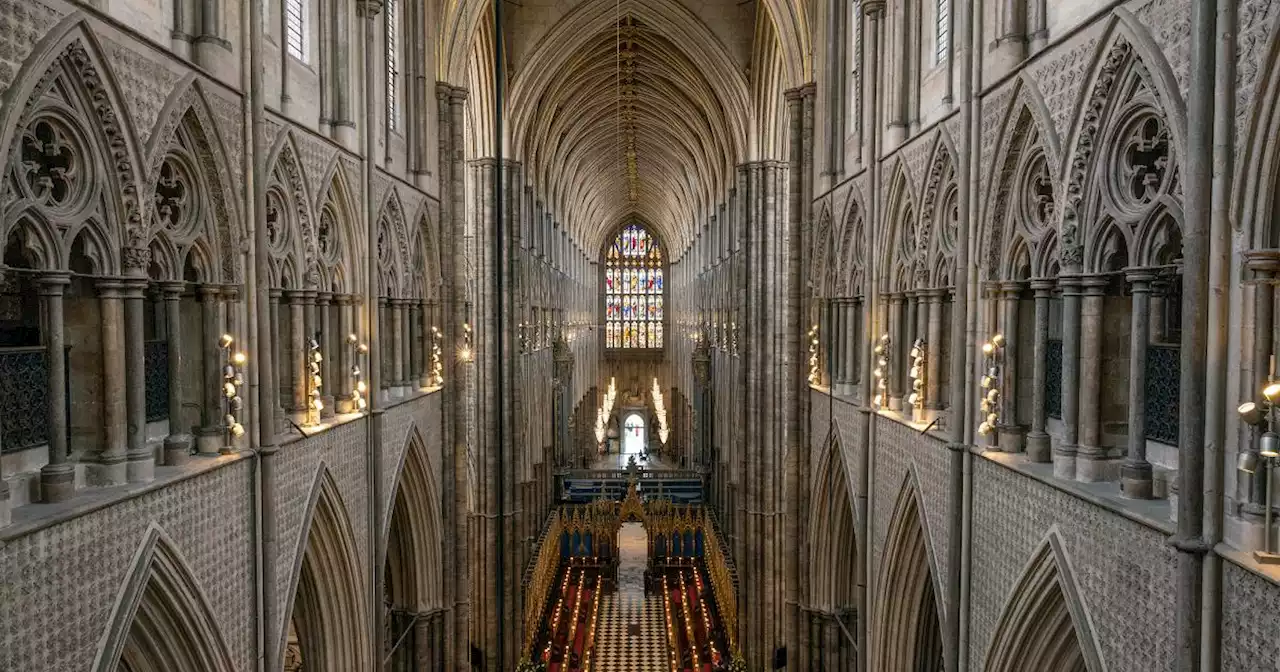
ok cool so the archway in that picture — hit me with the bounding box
[983,533,1102,672]
[808,433,858,671]
[622,412,646,456]
[871,476,945,672]
[383,429,445,670]
[282,468,371,672]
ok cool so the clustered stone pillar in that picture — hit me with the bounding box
[87,280,128,486]
[391,297,406,396]
[844,301,859,395]
[286,289,308,417]
[1055,276,1083,479]
[161,282,191,465]
[123,275,154,482]
[268,288,286,433]
[318,292,335,419]
[1075,277,1107,481]
[1025,278,1054,462]
[1122,271,1154,498]
[997,281,1025,452]
[888,292,906,409]
[925,289,944,415]
[38,273,74,502]
[336,294,355,412]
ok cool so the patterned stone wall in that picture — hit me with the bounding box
[871,418,952,604]
[967,456,1177,670]
[0,459,256,671]
[1220,560,1280,671]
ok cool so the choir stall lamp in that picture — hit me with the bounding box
[306,337,323,425]
[872,333,890,409]
[978,334,1005,441]
[1238,357,1280,563]
[219,334,246,453]
[347,333,369,412]
[907,338,926,418]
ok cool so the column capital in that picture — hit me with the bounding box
[159,280,187,297]
[120,277,150,297]
[283,288,309,302]
[220,284,241,301]
[96,279,127,298]
[1029,277,1057,293]
[1245,249,1280,275]
[1079,275,1110,294]
[36,271,71,294]
[268,287,283,300]
[863,0,886,15]
[887,291,906,303]
[121,245,150,277]
[317,291,333,305]
[1124,268,1157,287]
[198,283,223,300]
[335,293,355,306]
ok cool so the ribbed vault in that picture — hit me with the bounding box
[506,1,753,254]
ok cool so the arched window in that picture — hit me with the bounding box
[385,0,401,131]
[285,0,307,61]
[935,0,950,63]
[604,223,665,349]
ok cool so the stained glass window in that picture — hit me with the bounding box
[605,223,664,349]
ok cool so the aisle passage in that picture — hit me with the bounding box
[592,524,669,671]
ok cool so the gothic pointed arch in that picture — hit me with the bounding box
[383,425,445,611]
[279,464,372,672]
[314,154,363,294]
[808,421,858,613]
[812,201,836,296]
[144,76,240,284]
[982,529,1105,672]
[0,19,147,273]
[871,472,946,672]
[838,188,867,296]
[93,524,237,672]
[374,186,411,297]
[1057,14,1186,270]
[879,160,917,291]
[263,130,316,286]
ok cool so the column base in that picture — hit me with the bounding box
[418,375,430,389]
[40,463,76,503]
[164,433,193,466]
[1074,446,1120,482]
[888,396,903,411]
[0,479,10,527]
[336,395,356,414]
[1052,444,1077,480]
[1025,431,1051,463]
[194,426,223,456]
[126,450,155,483]
[84,456,128,487]
[320,395,336,420]
[1120,460,1153,499]
[997,425,1026,453]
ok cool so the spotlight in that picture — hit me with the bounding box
[982,341,994,355]
[1263,432,1280,459]
[1238,450,1260,474]
[992,333,1005,347]
[218,334,234,349]
[1239,402,1264,426]
[1266,383,1280,402]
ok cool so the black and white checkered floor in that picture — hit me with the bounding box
[590,591,669,671]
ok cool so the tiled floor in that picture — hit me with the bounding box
[592,524,670,671]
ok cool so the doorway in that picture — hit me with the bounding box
[622,413,646,456]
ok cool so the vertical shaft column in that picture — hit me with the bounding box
[161,283,191,465]
[124,277,154,482]
[998,281,1024,452]
[1123,271,1154,498]
[1026,279,1054,462]
[888,293,905,409]
[286,290,307,415]
[38,273,73,502]
[268,288,284,433]
[318,292,335,418]
[1056,276,1083,479]
[925,289,943,413]
[392,298,407,395]
[197,285,224,455]
[86,280,127,486]
[1075,277,1108,481]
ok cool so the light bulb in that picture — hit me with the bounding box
[233,352,247,365]
[982,342,994,355]
[348,333,358,344]
[357,381,368,393]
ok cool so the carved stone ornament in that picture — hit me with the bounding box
[122,245,150,275]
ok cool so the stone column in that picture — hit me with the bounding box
[379,296,391,399]
[392,298,407,396]
[337,294,356,412]
[888,293,905,410]
[1056,276,1083,479]
[1075,276,1110,481]
[286,290,307,416]
[123,278,154,482]
[301,289,318,423]
[38,273,74,502]
[415,299,428,387]
[160,282,192,465]
[194,285,223,454]
[317,292,336,418]
[998,281,1025,452]
[268,288,286,434]
[86,280,128,486]
[1025,279,1054,462]
[925,289,944,413]
[401,298,412,390]
[1122,271,1155,498]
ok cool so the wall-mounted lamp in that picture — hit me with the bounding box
[347,333,369,412]
[430,326,445,387]
[907,338,926,411]
[459,322,474,362]
[872,333,890,409]
[978,334,1005,439]
[1239,355,1280,563]
[305,337,323,425]
[808,323,821,386]
[219,334,246,451]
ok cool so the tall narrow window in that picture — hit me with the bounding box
[285,0,306,61]
[935,0,950,63]
[849,0,863,127]
[386,0,401,132]
[604,223,665,349]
